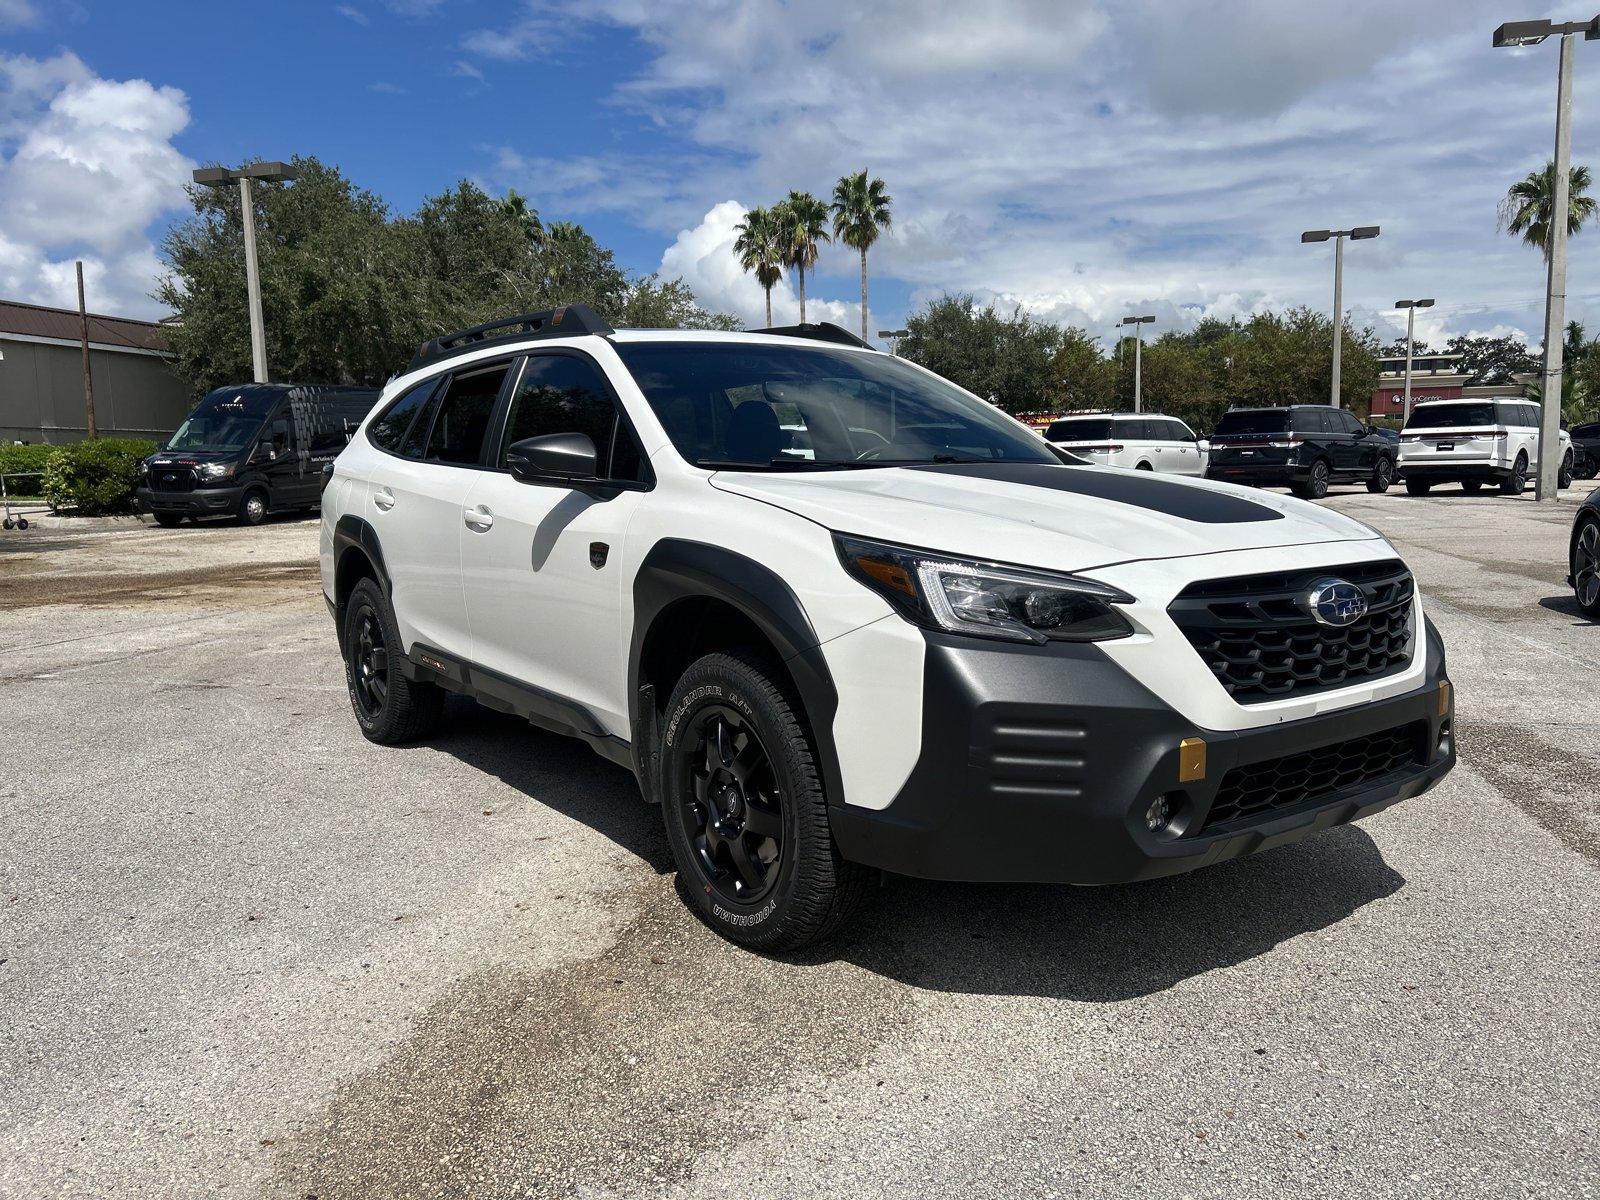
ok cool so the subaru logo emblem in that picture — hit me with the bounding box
[1305,579,1367,627]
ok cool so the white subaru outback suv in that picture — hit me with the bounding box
[321,305,1456,950]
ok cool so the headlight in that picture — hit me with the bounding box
[835,534,1134,644]
[197,462,231,480]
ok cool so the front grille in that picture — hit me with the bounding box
[1202,721,1427,833]
[1169,560,1414,703]
[150,468,195,493]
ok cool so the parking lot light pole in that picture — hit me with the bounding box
[1494,17,1599,500]
[192,161,298,383]
[878,328,909,356]
[1121,315,1155,412]
[1395,298,1435,425]
[1302,226,1379,408]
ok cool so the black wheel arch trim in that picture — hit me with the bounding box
[332,515,391,651]
[630,539,843,810]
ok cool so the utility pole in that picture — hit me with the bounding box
[1395,298,1435,425]
[1492,15,1600,500]
[76,260,96,439]
[1121,315,1155,412]
[1301,226,1380,407]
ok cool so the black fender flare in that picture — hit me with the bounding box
[629,539,844,809]
[331,515,390,646]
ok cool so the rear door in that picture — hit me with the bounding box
[1163,418,1204,475]
[1336,409,1372,474]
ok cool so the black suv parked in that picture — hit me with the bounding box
[1571,421,1600,480]
[138,384,379,526]
[1205,405,1397,499]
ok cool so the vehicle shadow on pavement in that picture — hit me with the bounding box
[429,700,675,873]
[827,826,1404,1000]
[1536,593,1590,621]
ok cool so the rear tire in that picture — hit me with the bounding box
[1500,453,1528,495]
[237,487,269,526]
[1559,451,1574,490]
[1366,455,1395,494]
[342,577,445,745]
[659,649,868,951]
[1461,480,1483,494]
[1573,515,1600,618]
[1405,478,1432,496]
[153,513,183,528]
[1292,459,1330,500]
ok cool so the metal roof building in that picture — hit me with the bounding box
[0,299,191,444]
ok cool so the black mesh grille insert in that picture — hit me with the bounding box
[150,468,196,494]
[1169,560,1414,703]
[1203,721,1426,833]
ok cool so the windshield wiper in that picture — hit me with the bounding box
[695,458,887,471]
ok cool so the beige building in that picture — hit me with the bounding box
[0,299,191,444]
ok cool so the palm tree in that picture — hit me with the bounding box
[775,191,831,323]
[733,206,784,326]
[831,170,893,343]
[500,188,544,249]
[1499,161,1598,261]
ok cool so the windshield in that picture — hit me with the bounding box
[1046,418,1113,441]
[612,342,1060,469]
[1405,403,1496,430]
[1214,410,1290,436]
[165,389,278,453]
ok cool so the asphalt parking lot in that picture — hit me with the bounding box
[2,487,1596,1200]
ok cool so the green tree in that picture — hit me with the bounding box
[899,293,1067,415]
[1498,160,1598,261]
[830,170,892,343]
[1220,307,1378,413]
[1045,327,1110,411]
[733,206,785,326]
[774,191,831,324]
[1444,333,1538,386]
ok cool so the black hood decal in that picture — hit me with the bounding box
[906,463,1284,524]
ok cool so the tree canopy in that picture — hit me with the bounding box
[157,156,736,396]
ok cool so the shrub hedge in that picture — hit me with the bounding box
[0,442,59,482]
[40,438,158,515]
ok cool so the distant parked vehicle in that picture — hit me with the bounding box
[1397,398,1572,496]
[1569,421,1600,480]
[1044,413,1208,475]
[1570,488,1600,619]
[1205,405,1396,499]
[138,384,380,527]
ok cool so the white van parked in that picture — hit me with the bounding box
[1045,413,1209,476]
[1398,398,1573,495]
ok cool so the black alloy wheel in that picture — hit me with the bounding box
[1367,455,1395,494]
[349,599,389,721]
[1295,459,1331,500]
[1559,452,1574,490]
[340,576,445,744]
[1501,454,1528,495]
[678,705,785,905]
[1574,518,1600,617]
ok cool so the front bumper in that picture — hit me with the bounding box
[830,619,1454,885]
[136,483,245,516]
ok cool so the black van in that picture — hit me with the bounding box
[137,384,380,526]
[1204,404,1398,499]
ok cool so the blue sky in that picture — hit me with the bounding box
[4,0,1600,352]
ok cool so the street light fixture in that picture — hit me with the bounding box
[1493,15,1600,501]
[1395,298,1435,425]
[878,328,910,356]
[1121,315,1155,412]
[192,161,298,383]
[1301,226,1379,409]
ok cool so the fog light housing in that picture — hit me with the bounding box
[1145,795,1171,833]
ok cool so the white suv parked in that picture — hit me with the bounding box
[1045,413,1208,475]
[1399,397,1573,495]
[321,306,1456,950]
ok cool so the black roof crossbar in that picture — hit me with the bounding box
[750,321,876,350]
[408,304,614,371]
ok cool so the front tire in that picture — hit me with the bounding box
[1574,516,1600,618]
[1366,455,1395,493]
[342,577,445,744]
[153,513,184,528]
[1292,459,1331,500]
[1500,453,1528,495]
[659,650,867,951]
[1559,451,1574,490]
[1405,478,1432,496]
[237,487,269,526]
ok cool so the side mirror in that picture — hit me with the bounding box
[506,433,601,488]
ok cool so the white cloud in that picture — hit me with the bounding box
[0,0,40,30]
[335,4,369,26]
[0,53,192,317]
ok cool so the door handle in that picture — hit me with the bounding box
[373,488,395,511]
[464,505,494,531]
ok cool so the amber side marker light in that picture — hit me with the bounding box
[1178,736,1207,783]
[1438,680,1452,717]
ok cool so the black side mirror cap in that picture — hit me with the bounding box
[506,432,602,487]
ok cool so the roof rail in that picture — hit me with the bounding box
[409,304,613,371]
[750,321,876,350]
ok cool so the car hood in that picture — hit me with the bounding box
[709,462,1382,572]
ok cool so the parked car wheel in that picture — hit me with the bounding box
[1573,514,1600,618]
[153,513,184,528]
[1292,459,1331,500]
[1500,453,1528,495]
[342,576,445,744]
[237,487,270,526]
[1559,451,1574,490]
[1366,455,1395,494]
[659,649,868,951]
[1405,478,1433,496]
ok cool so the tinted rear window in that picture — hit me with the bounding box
[1407,403,1495,430]
[1048,418,1113,441]
[1215,410,1289,435]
